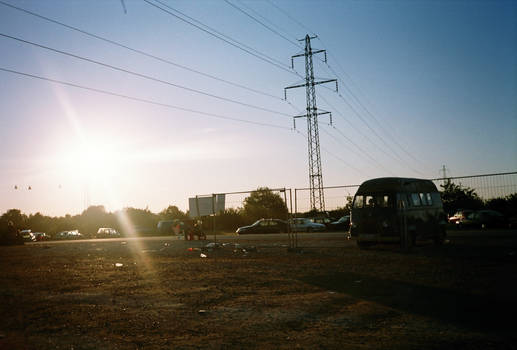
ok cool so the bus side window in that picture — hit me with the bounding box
[419,193,428,206]
[431,192,442,205]
[396,193,407,208]
[426,193,433,205]
[411,193,421,206]
[354,195,364,208]
[376,195,390,207]
[365,196,375,207]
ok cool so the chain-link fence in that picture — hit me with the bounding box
[190,187,299,247]
[293,172,517,214]
[431,172,517,200]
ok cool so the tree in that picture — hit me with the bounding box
[159,205,187,220]
[440,180,483,215]
[486,193,517,217]
[242,187,288,222]
[1,209,28,229]
[216,208,247,231]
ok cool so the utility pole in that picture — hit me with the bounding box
[285,34,337,212]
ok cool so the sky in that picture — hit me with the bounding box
[0,0,516,216]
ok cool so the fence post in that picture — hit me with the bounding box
[212,194,216,246]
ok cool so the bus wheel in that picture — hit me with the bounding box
[433,230,446,246]
[400,231,414,252]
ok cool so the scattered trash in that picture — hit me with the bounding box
[198,309,207,315]
[327,291,336,294]
[188,247,200,251]
[200,253,207,258]
[121,241,127,245]
[115,263,123,267]
[164,243,170,247]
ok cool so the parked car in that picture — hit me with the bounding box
[236,219,288,234]
[509,215,517,229]
[96,227,120,238]
[448,209,474,224]
[289,218,326,232]
[55,230,83,239]
[20,229,36,242]
[329,215,350,231]
[33,232,49,241]
[457,210,507,229]
[311,217,336,230]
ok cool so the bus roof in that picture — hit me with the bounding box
[356,177,438,194]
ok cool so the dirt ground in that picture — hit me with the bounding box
[1,230,517,350]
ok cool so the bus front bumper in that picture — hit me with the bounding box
[357,233,399,243]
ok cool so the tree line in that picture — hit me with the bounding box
[1,185,515,237]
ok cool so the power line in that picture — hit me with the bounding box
[0,0,285,101]
[264,0,428,174]
[233,0,301,47]
[295,130,366,177]
[266,0,316,38]
[316,92,404,166]
[0,66,291,130]
[224,0,301,49]
[143,0,296,75]
[322,125,395,175]
[0,32,291,118]
[321,59,429,168]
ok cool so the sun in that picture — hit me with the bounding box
[59,136,122,188]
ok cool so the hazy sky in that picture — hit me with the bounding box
[1,0,516,216]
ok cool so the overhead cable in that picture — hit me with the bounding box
[224,0,301,49]
[265,0,317,38]
[295,130,366,177]
[0,32,291,117]
[321,125,395,175]
[322,59,430,168]
[317,91,426,177]
[0,0,284,101]
[143,0,296,75]
[266,0,427,173]
[0,67,291,130]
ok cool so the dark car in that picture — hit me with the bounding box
[236,219,288,234]
[457,210,507,229]
[329,215,350,231]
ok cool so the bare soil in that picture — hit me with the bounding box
[1,230,517,349]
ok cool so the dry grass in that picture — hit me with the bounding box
[1,230,516,349]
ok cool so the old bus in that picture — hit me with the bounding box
[350,177,447,249]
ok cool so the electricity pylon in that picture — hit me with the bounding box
[285,34,337,212]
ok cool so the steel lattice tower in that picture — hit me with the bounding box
[285,35,337,212]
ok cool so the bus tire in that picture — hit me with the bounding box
[433,229,446,246]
